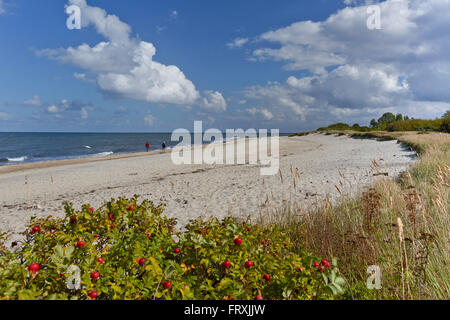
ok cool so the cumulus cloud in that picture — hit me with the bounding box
[43,99,94,121]
[227,37,249,49]
[80,107,89,119]
[0,111,11,120]
[243,0,450,126]
[144,113,156,126]
[24,95,42,107]
[38,0,223,110]
[246,108,274,120]
[47,105,59,113]
[201,90,227,112]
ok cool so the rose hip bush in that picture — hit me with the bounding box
[0,197,345,300]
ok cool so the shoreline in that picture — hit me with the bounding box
[0,136,263,175]
[0,149,166,175]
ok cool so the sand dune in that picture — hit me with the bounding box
[0,134,416,245]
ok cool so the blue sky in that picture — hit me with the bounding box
[0,0,449,132]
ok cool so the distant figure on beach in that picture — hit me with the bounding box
[162,141,167,152]
[146,141,150,152]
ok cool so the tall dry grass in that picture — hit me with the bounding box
[270,132,449,299]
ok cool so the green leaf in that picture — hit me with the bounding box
[321,273,328,285]
[328,284,337,295]
[330,270,336,283]
[335,277,346,286]
[334,283,344,294]
[332,257,338,267]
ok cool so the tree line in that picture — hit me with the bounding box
[317,111,450,133]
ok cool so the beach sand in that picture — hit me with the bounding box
[0,134,416,245]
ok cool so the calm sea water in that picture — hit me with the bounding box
[0,132,288,166]
[0,133,174,166]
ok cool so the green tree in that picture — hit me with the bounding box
[443,110,450,118]
[378,112,396,124]
[396,114,403,121]
[370,119,378,128]
[440,117,450,132]
[377,113,396,130]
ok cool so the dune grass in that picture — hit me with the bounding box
[270,131,449,299]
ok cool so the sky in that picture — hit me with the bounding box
[0,0,449,132]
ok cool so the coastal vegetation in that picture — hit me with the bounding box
[309,111,450,134]
[0,198,344,300]
[279,130,449,299]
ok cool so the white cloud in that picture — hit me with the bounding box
[202,90,227,112]
[0,111,11,120]
[24,95,42,107]
[74,72,86,80]
[246,108,274,120]
[48,105,59,113]
[43,99,94,121]
[0,0,5,14]
[156,25,166,33]
[80,107,89,119]
[144,113,156,126]
[170,10,178,19]
[38,0,223,110]
[242,0,450,125]
[343,0,377,6]
[227,37,249,49]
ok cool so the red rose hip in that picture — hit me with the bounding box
[88,290,98,299]
[245,260,254,268]
[222,260,231,269]
[28,263,40,273]
[321,259,331,268]
[32,226,40,234]
[163,281,172,290]
[90,271,100,280]
[263,274,271,282]
[76,241,85,248]
[97,257,104,264]
[234,237,242,245]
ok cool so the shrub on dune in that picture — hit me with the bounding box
[0,197,344,300]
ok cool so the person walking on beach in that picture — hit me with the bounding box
[146,141,150,152]
[162,141,167,152]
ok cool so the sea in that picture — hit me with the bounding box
[0,132,289,166]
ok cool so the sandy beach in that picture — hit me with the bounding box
[0,134,416,244]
